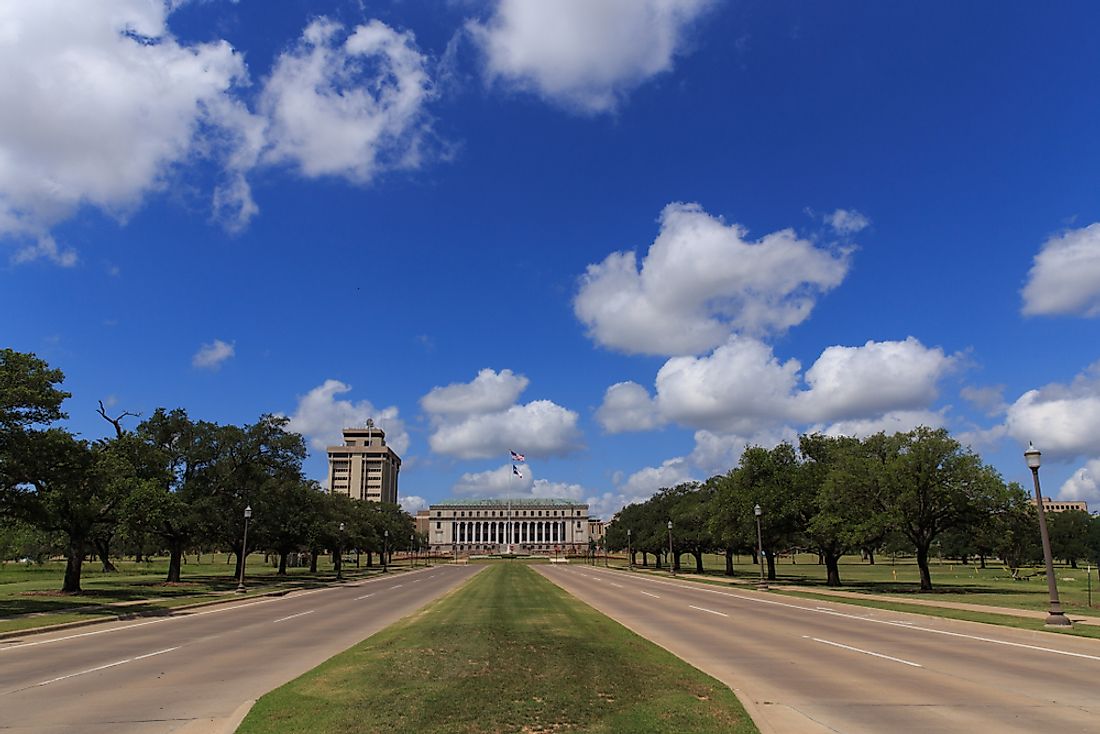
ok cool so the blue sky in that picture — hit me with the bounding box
[4,0,1100,518]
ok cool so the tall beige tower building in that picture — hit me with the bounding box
[326,419,401,504]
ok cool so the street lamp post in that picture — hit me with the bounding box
[1025,443,1072,627]
[383,529,389,573]
[627,528,633,570]
[754,504,767,591]
[235,505,252,593]
[336,522,345,580]
[667,520,675,576]
[410,533,416,568]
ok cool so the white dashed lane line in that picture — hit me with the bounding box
[689,605,728,618]
[804,636,922,668]
[36,647,180,687]
[272,610,314,624]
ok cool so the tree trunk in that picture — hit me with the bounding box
[309,547,319,573]
[865,547,875,565]
[641,551,648,567]
[365,551,373,567]
[654,553,662,570]
[167,542,184,583]
[95,538,118,573]
[824,552,842,587]
[278,550,289,575]
[693,550,704,573]
[1071,559,1078,569]
[979,554,986,569]
[135,550,143,563]
[725,547,735,576]
[916,545,933,591]
[63,538,85,593]
[751,549,758,565]
[766,551,776,581]
[233,547,244,580]
[672,552,681,572]
[961,555,969,565]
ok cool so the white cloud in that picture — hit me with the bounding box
[688,427,796,476]
[452,463,531,496]
[420,368,528,417]
[960,385,1008,417]
[428,400,581,460]
[619,456,694,497]
[11,235,78,268]
[794,338,956,422]
[1004,362,1100,461]
[595,381,664,433]
[1060,459,1100,504]
[813,409,947,439]
[400,495,429,514]
[648,336,955,434]
[284,379,409,456]
[422,369,582,460]
[574,203,851,355]
[467,0,712,114]
[1022,223,1100,317]
[259,17,434,182]
[191,339,235,369]
[827,208,870,235]
[0,0,257,261]
[655,337,800,432]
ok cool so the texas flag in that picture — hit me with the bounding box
[510,450,526,462]
[512,465,523,478]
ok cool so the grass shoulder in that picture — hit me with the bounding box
[238,564,758,734]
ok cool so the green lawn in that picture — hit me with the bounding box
[0,553,416,634]
[237,564,757,734]
[613,552,1100,616]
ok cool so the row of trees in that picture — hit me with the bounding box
[605,430,1100,590]
[0,349,416,592]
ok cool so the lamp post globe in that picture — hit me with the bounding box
[1025,443,1071,627]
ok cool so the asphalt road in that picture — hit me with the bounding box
[538,564,1100,734]
[0,564,481,733]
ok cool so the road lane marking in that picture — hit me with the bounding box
[391,584,403,589]
[356,593,374,600]
[36,646,180,687]
[583,569,1100,663]
[272,610,314,624]
[689,605,728,617]
[805,636,922,668]
[640,591,661,599]
[610,582,624,588]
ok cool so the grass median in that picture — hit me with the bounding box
[237,563,757,734]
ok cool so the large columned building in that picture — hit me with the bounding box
[424,498,591,554]
[326,420,401,504]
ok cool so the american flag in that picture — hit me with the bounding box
[512,465,523,478]
[510,450,525,462]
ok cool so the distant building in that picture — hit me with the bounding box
[1032,497,1088,513]
[587,518,606,544]
[326,420,400,504]
[425,498,591,554]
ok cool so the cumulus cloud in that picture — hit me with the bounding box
[400,495,429,514]
[1022,223,1100,317]
[688,427,797,477]
[191,339,235,369]
[452,463,531,496]
[1060,459,1100,504]
[827,208,870,235]
[648,335,955,434]
[467,0,712,114]
[1004,362,1100,461]
[655,336,800,432]
[259,17,435,182]
[595,381,664,433]
[574,203,851,355]
[420,368,528,417]
[960,385,1008,417]
[0,0,257,262]
[284,379,409,455]
[422,369,582,459]
[812,409,947,439]
[794,338,956,422]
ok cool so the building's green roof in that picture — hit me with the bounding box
[432,498,584,507]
